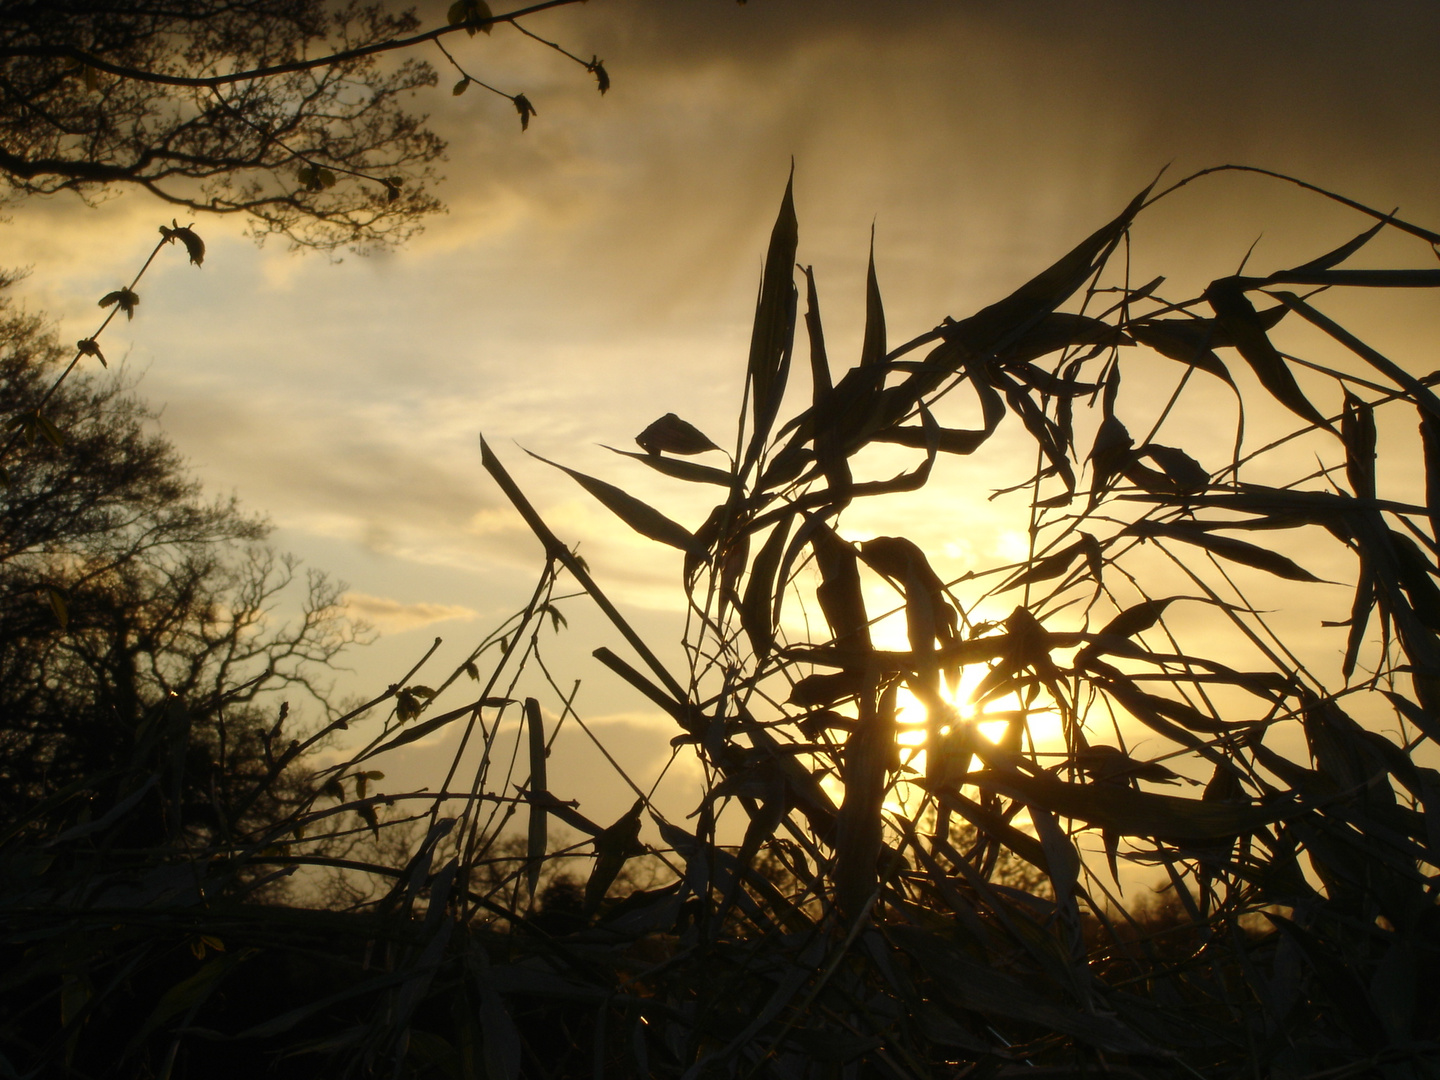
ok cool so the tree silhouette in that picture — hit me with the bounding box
[0,0,599,251]
[0,274,366,835]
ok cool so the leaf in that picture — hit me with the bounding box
[540,602,566,632]
[524,697,547,898]
[464,660,480,681]
[585,798,644,914]
[788,670,865,707]
[1140,443,1209,490]
[75,338,106,367]
[941,179,1153,360]
[603,445,734,487]
[1002,536,1088,590]
[396,688,422,722]
[97,288,139,320]
[1126,521,1323,581]
[159,221,205,266]
[634,412,721,455]
[322,776,345,801]
[1205,276,1328,429]
[35,413,64,448]
[452,76,470,96]
[746,169,800,462]
[969,761,1288,840]
[1129,317,1237,385]
[355,802,380,837]
[526,448,698,552]
[742,516,792,660]
[474,966,522,1080]
[45,587,68,629]
[127,952,246,1054]
[860,226,886,368]
[1342,392,1377,501]
[513,93,536,131]
[590,59,610,94]
[447,0,493,33]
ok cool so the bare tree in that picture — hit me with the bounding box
[0,275,369,828]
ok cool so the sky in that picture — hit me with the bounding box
[7,0,1440,839]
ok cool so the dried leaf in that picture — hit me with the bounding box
[585,799,644,914]
[159,220,205,266]
[634,412,722,455]
[75,338,106,367]
[97,288,139,320]
[513,93,536,131]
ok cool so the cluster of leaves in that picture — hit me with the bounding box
[457,167,1440,1078]
[12,164,1440,1079]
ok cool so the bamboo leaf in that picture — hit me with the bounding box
[970,762,1289,840]
[524,697,547,898]
[1126,521,1324,581]
[741,515,792,660]
[747,169,799,460]
[943,180,1153,358]
[585,799,644,914]
[601,445,733,487]
[1205,276,1329,429]
[860,225,886,368]
[526,449,698,552]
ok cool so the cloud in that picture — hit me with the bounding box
[344,591,477,633]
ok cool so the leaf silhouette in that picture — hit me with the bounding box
[634,412,721,455]
[159,220,205,266]
[745,170,799,464]
[98,288,139,320]
[1205,276,1328,429]
[1127,521,1324,581]
[527,449,698,553]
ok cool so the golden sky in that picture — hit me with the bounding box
[7,0,1440,825]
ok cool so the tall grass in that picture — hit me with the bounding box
[6,165,1440,1078]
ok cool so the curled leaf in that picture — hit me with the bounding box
[513,93,536,131]
[159,220,205,266]
[452,76,470,96]
[76,338,106,367]
[98,288,139,320]
[447,0,493,33]
[590,59,610,94]
[635,412,721,456]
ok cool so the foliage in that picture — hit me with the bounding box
[0,0,608,251]
[468,166,1440,1078]
[0,276,367,828]
[8,165,1440,1078]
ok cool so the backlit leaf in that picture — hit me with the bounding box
[1205,276,1327,429]
[1127,521,1323,581]
[634,412,721,455]
[97,288,139,320]
[746,169,799,463]
[527,449,698,552]
[860,227,886,368]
